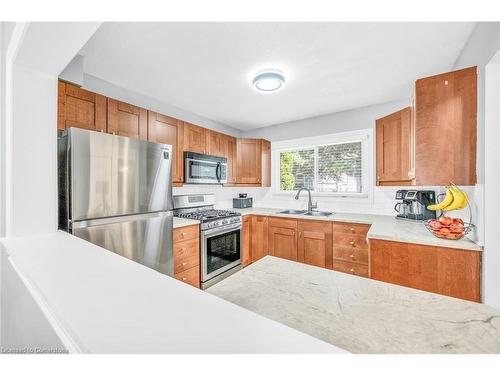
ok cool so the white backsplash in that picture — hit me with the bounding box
[173,184,483,245]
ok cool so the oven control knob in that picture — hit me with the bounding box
[222,219,228,225]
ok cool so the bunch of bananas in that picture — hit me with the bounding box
[427,184,469,211]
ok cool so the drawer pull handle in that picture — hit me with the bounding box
[350,228,355,232]
[349,268,355,273]
[182,277,187,281]
[182,262,188,266]
[350,241,355,246]
[350,254,355,259]
[181,247,186,252]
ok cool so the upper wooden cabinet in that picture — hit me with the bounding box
[184,122,208,154]
[207,130,226,157]
[107,98,147,140]
[250,216,269,263]
[57,82,106,132]
[376,107,415,186]
[225,135,237,185]
[414,66,477,185]
[148,111,184,184]
[261,139,271,187]
[236,138,262,184]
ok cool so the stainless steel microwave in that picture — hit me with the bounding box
[184,151,227,184]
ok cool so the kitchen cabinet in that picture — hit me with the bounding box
[148,111,184,184]
[184,122,208,154]
[57,81,106,132]
[297,220,332,268]
[268,217,298,261]
[414,66,477,185]
[224,135,237,185]
[107,98,147,140]
[236,138,262,185]
[173,224,200,288]
[261,139,271,187]
[250,216,269,262]
[242,215,251,267]
[332,222,370,278]
[207,129,226,157]
[376,107,415,186]
[370,239,481,302]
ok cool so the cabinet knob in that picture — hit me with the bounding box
[181,232,185,238]
[181,247,186,252]
[182,262,187,266]
[350,240,355,246]
[182,277,187,281]
[350,254,355,259]
[350,228,355,232]
[350,268,355,273]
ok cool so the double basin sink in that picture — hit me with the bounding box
[277,209,334,217]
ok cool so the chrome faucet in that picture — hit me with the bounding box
[294,187,318,213]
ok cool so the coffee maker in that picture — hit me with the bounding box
[395,190,436,221]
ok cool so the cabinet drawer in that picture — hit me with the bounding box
[174,238,200,274]
[173,238,199,261]
[332,260,369,278]
[269,217,297,229]
[173,224,199,242]
[175,266,200,288]
[333,245,369,265]
[334,233,368,250]
[334,222,370,236]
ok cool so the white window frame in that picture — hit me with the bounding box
[271,129,374,201]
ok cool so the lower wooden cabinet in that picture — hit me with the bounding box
[242,216,251,266]
[173,224,200,288]
[298,220,332,268]
[370,239,481,302]
[333,222,370,278]
[250,216,269,262]
[269,218,298,261]
[332,260,369,278]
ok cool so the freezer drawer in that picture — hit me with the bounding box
[72,211,173,276]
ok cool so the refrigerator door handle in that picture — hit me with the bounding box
[71,211,173,229]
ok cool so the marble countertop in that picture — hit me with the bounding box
[173,217,200,229]
[207,256,500,354]
[1,232,344,353]
[231,207,482,251]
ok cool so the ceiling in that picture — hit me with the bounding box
[79,22,476,131]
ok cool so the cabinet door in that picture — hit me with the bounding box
[370,240,409,287]
[207,130,226,157]
[415,66,477,185]
[436,248,481,302]
[242,215,252,267]
[407,243,438,293]
[236,138,262,184]
[376,107,414,185]
[250,216,269,262]
[107,98,147,140]
[269,218,298,261]
[225,135,237,184]
[184,122,207,154]
[298,220,332,268]
[148,111,184,183]
[261,139,271,187]
[57,82,106,132]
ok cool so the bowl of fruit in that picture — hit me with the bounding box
[425,216,470,240]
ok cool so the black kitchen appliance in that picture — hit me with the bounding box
[395,190,436,221]
[233,196,253,209]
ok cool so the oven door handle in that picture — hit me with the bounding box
[202,223,242,237]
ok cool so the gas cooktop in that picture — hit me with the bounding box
[175,209,241,222]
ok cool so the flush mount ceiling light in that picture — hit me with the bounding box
[252,69,285,93]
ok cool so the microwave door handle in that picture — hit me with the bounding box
[216,163,221,182]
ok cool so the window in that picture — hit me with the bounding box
[273,130,372,198]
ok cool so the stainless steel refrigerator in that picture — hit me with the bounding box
[58,128,174,276]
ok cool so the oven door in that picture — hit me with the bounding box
[185,158,227,184]
[201,223,241,282]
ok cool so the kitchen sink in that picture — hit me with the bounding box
[302,211,334,217]
[277,209,307,215]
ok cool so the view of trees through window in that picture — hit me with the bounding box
[279,141,363,193]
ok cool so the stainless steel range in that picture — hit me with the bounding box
[173,194,242,289]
